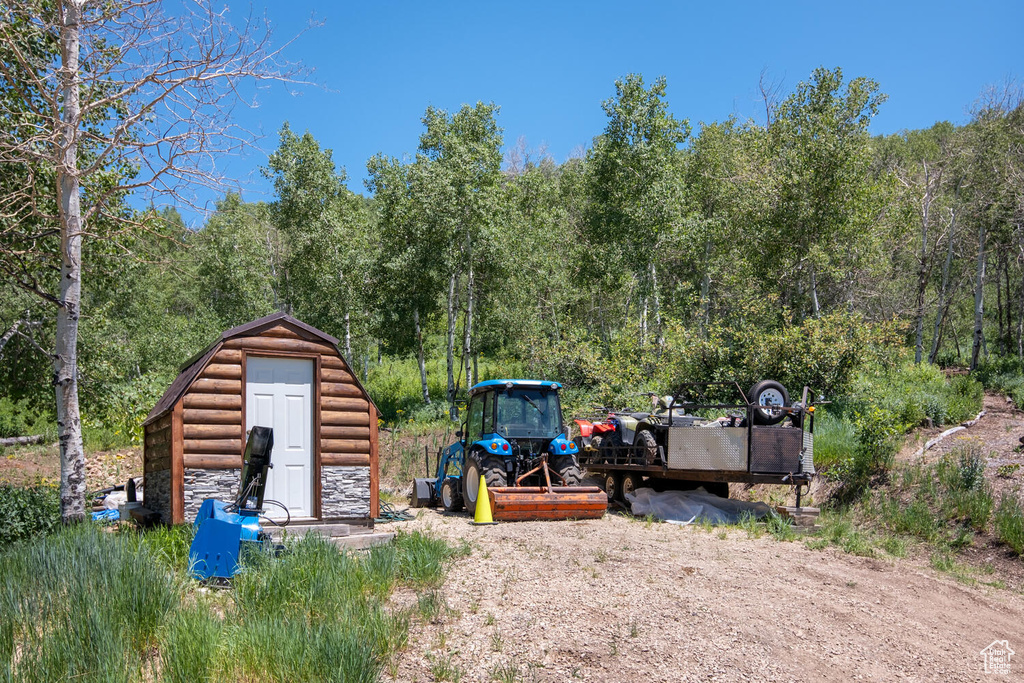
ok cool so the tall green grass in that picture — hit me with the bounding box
[1,525,179,682]
[1,526,461,682]
[811,411,856,470]
[995,494,1024,555]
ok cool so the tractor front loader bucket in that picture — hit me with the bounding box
[410,478,436,508]
[487,486,607,521]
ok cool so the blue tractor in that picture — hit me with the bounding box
[411,380,606,521]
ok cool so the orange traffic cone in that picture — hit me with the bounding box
[472,474,497,525]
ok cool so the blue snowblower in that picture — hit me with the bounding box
[189,425,277,580]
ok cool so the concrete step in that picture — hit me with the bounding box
[330,532,395,550]
[266,523,352,540]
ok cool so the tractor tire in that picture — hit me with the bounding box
[634,428,658,466]
[440,477,463,512]
[621,472,643,502]
[463,453,506,511]
[551,455,582,486]
[749,380,790,426]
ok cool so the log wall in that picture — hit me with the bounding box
[179,346,245,471]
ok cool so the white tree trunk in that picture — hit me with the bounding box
[414,308,430,404]
[463,259,474,393]
[810,267,821,318]
[914,163,934,364]
[929,193,960,364]
[650,261,663,353]
[640,297,648,347]
[971,220,987,371]
[56,0,86,524]
[699,238,711,337]
[343,309,352,363]
[446,272,457,417]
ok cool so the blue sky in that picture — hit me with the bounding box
[180,0,1023,225]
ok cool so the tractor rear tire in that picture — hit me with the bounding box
[551,455,582,486]
[441,477,463,512]
[463,454,506,511]
[634,429,658,466]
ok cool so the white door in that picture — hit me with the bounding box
[245,356,314,519]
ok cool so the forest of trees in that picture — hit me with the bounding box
[2,65,1023,438]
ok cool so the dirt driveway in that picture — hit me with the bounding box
[392,508,1024,682]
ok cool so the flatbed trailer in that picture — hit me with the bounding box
[576,382,816,504]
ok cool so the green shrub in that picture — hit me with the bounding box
[0,397,54,439]
[836,362,983,431]
[658,312,895,403]
[83,372,170,447]
[974,356,1024,407]
[936,445,986,492]
[0,484,60,547]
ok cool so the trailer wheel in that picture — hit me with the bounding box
[463,453,506,511]
[621,472,643,502]
[552,455,582,486]
[749,380,790,426]
[634,428,658,466]
[441,477,463,512]
[602,472,620,501]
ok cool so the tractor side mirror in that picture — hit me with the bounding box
[455,430,463,439]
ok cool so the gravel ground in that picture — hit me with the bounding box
[391,509,1024,682]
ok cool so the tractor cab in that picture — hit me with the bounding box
[464,379,569,448]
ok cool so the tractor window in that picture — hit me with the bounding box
[466,393,485,443]
[482,391,495,435]
[496,389,561,439]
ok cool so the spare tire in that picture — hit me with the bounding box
[749,380,789,426]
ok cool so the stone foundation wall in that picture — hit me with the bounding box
[183,468,240,522]
[144,468,172,524]
[321,465,371,518]
[177,465,369,522]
